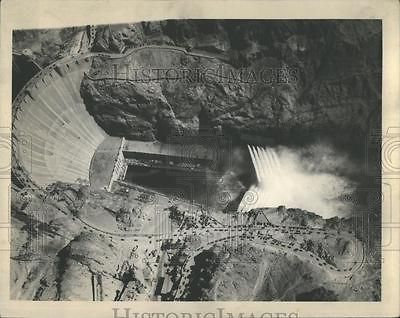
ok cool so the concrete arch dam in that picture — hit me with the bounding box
[12,55,106,187]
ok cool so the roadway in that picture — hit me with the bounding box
[172,220,365,300]
[15,183,365,301]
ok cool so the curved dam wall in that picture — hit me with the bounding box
[12,55,106,187]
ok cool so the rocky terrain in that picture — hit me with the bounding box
[13,27,85,67]
[80,20,381,153]
[10,181,381,301]
[11,182,153,300]
[184,244,379,301]
[180,207,380,301]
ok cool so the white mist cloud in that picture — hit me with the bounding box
[238,144,356,218]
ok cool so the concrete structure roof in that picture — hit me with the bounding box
[123,140,214,161]
[89,136,123,190]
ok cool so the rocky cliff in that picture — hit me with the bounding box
[81,20,381,152]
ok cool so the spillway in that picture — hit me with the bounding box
[237,145,282,213]
[237,144,352,218]
[12,55,106,187]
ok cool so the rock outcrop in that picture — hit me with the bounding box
[80,20,381,151]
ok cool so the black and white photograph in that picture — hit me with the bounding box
[10,19,383,302]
